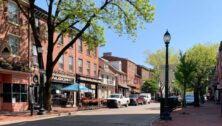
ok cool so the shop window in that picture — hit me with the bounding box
[7,1,19,24]
[3,84,12,102]
[69,32,73,48]
[3,84,27,103]
[8,34,19,55]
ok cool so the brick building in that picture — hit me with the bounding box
[98,58,116,98]
[103,52,141,94]
[0,0,100,111]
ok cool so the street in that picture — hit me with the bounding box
[3,103,160,126]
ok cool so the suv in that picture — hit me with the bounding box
[139,93,151,104]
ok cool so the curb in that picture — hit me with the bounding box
[0,111,77,126]
[149,115,160,126]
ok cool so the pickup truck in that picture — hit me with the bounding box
[107,94,130,108]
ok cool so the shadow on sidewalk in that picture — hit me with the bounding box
[154,101,222,126]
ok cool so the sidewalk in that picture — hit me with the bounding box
[153,101,222,126]
[0,107,78,125]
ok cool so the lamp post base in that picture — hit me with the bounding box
[37,108,46,115]
[160,111,172,120]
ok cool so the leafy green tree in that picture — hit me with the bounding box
[186,43,218,107]
[146,48,179,97]
[141,79,159,96]
[15,0,155,111]
[174,51,196,108]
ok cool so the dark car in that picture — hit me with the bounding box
[129,94,145,106]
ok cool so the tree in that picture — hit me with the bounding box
[15,0,155,111]
[186,43,218,107]
[174,51,196,108]
[141,79,158,96]
[146,48,179,98]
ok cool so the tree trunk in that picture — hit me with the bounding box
[44,69,53,111]
[194,80,200,107]
[182,82,186,108]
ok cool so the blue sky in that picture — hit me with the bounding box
[36,0,222,68]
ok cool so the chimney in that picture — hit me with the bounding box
[103,52,112,57]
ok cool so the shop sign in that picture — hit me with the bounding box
[79,76,101,83]
[52,75,75,83]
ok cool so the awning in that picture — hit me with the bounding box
[118,84,130,89]
[61,83,93,92]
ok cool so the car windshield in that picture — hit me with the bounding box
[139,95,146,98]
[129,94,138,98]
[110,95,120,98]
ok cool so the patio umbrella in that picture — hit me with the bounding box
[61,83,93,93]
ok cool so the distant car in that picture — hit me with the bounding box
[139,93,151,104]
[107,94,129,108]
[129,94,145,106]
[185,95,194,105]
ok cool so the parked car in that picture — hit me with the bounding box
[107,94,129,108]
[129,94,145,106]
[139,93,151,104]
[185,95,194,105]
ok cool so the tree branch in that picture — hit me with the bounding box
[54,0,62,22]
[14,0,29,19]
[52,0,113,67]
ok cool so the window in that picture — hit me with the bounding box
[69,33,73,48]
[8,1,19,24]
[94,63,97,76]
[78,59,83,74]
[8,34,19,55]
[59,55,64,70]
[78,39,83,53]
[3,83,27,103]
[94,47,97,57]
[32,45,38,66]
[35,17,40,35]
[87,61,90,75]
[87,46,90,56]
[58,34,63,44]
[68,56,74,72]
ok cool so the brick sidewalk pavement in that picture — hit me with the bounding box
[153,101,222,126]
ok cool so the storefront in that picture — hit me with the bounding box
[98,84,115,99]
[117,84,130,97]
[76,74,101,99]
[51,73,75,106]
[0,69,31,112]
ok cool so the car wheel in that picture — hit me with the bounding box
[125,103,128,107]
[117,102,120,108]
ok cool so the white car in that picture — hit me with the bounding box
[107,94,130,108]
[139,93,151,104]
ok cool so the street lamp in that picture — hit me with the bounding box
[36,47,46,115]
[161,30,172,120]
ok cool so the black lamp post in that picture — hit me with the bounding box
[37,47,46,115]
[161,30,172,120]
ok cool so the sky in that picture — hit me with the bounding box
[36,0,222,68]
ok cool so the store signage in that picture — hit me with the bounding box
[79,76,101,83]
[52,74,74,83]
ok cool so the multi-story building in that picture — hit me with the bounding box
[0,0,100,111]
[0,0,31,111]
[98,58,116,98]
[137,65,154,81]
[103,52,141,94]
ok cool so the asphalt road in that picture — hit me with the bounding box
[3,103,160,126]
